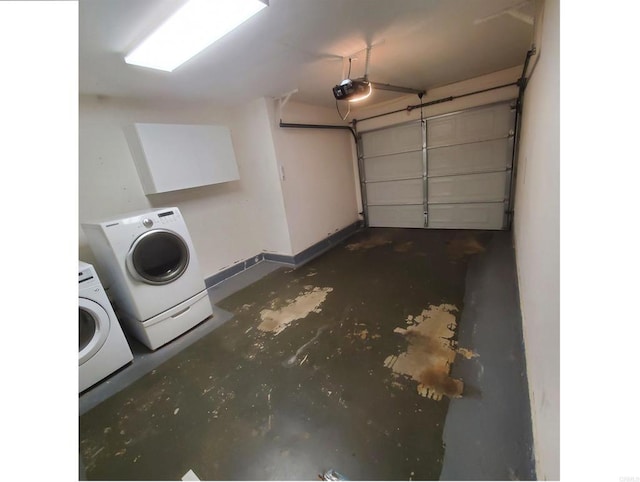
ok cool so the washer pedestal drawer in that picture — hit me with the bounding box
[121,289,213,350]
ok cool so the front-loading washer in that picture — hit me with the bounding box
[79,261,133,393]
[81,207,213,350]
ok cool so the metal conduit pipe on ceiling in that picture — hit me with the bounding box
[278,121,358,144]
[353,81,519,124]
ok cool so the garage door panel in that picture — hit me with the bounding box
[361,122,422,158]
[427,103,514,148]
[428,138,512,177]
[428,203,505,230]
[368,205,424,228]
[364,150,423,182]
[367,178,423,205]
[428,171,507,204]
[359,100,515,231]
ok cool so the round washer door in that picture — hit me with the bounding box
[79,297,110,365]
[126,229,190,285]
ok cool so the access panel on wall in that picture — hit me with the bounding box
[127,123,240,195]
[359,101,516,230]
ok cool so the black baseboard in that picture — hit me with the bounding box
[205,254,265,289]
[205,221,363,289]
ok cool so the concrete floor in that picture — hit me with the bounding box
[79,261,286,417]
[79,228,534,480]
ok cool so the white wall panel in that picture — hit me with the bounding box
[360,121,424,228]
[364,150,423,182]
[130,123,240,194]
[267,100,359,254]
[428,171,508,204]
[361,122,422,157]
[368,205,424,228]
[428,203,505,230]
[427,103,514,148]
[367,179,423,205]
[512,0,560,478]
[428,138,511,177]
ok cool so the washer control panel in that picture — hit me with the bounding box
[133,209,180,229]
[155,210,179,225]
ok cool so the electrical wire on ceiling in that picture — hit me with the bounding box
[335,58,354,121]
[336,98,351,121]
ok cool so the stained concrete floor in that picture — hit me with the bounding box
[79,261,286,417]
[79,228,535,480]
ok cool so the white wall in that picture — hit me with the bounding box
[512,0,560,479]
[79,94,359,278]
[79,95,290,279]
[268,99,359,253]
[229,97,292,256]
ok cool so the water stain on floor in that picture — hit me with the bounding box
[258,286,333,335]
[393,241,414,253]
[80,228,486,480]
[344,234,392,251]
[384,304,475,401]
[446,236,486,260]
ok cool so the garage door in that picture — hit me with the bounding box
[360,101,516,230]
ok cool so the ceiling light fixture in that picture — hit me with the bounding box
[125,0,267,72]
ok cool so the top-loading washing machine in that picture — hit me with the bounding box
[79,261,133,392]
[81,207,213,350]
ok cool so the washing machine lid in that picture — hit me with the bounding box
[79,297,110,365]
[125,229,190,285]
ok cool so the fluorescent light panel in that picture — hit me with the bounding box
[125,0,266,72]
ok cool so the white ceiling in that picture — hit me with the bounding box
[79,0,535,109]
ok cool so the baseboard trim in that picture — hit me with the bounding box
[205,221,363,289]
